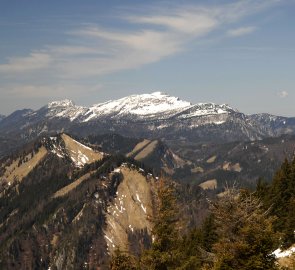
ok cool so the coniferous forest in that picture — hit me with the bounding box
[110,158,295,270]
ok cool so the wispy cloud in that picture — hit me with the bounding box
[277,90,289,98]
[1,83,103,99]
[227,26,257,37]
[0,52,51,73]
[127,11,217,35]
[0,0,281,81]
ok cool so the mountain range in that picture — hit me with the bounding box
[83,132,295,189]
[1,93,295,268]
[0,133,203,269]
[1,92,295,188]
[1,92,295,150]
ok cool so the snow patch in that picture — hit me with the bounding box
[129,224,134,232]
[135,193,147,213]
[70,150,90,167]
[48,99,75,108]
[273,246,295,258]
[214,121,226,125]
[114,168,121,173]
[141,204,147,214]
[136,193,141,203]
[72,138,92,150]
[104,235,114,244]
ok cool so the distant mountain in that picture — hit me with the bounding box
[77,133,295,189]
[81,133,190,175]
[0,115,5,122]
[0,92,295,157]
[170,134,295,189]
[33,92,234,122]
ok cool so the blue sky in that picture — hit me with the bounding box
[0,0,294,116]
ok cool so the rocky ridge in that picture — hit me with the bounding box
[0,134,161,269]
[0,92,295,158]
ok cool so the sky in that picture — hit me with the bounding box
[0,0,294,116]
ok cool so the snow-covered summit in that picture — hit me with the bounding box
[39,92,236,122]
[93,91,191,113]
[180,102,236,119]
[48,99,76,108]
[45,99,87,121]
[85,92,192,121]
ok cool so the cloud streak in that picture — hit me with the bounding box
[0,53,51,73]
[227,26,257,37]
[0,0,282,83]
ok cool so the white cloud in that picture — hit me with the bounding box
[47,46,100,56]
[0,52,51,73]
[227,26,257,37]
[127,11,217,35]
[0,0,281,80]
[277,91,289,98]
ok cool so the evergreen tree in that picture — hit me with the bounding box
[256,177,270,200]
[257,157,295,248]
[110,249,138,270]
[201,214,218,252]
[283,198,295,247]
[211,188,279,270]
[177,213,218,270]
[141,178,181,270]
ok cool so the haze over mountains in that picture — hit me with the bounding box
[1,92,295,146]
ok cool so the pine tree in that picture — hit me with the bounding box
[201,214,218,252]
[282,197,295,248]
[211,188,279,270]
[110,249,138,270]
[140,178,181,270]
[257,157,295,248]
[256,177,270,201]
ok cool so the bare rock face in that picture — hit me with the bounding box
[104,167,155,254]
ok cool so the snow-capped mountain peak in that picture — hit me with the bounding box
[45,99,87,121]
[87,92,192,120]
[1,92,295,150]
[47,99,76,108]
[35,92,238,123]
